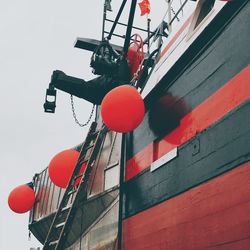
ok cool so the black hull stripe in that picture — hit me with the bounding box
[122,161,250,249]
[128,0,250,158]
[124,100,250,218]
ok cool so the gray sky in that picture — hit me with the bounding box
[0,1,102,248]
[0,0,193,248]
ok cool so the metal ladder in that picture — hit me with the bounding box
[43,122,108,250]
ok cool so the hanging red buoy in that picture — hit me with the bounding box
[8,184,35,214]
[101,85,145,133]
[48,149,80,188]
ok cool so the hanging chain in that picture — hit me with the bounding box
[70,95,95,127]
[130,58,146,86]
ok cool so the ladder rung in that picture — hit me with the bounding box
[49,240,59,246]
[61,205,71,212]
[91,130,99,136]
[68,189,77,196]
[78,158,88,166]
[55,222,65,229]
[85,144,94,150]
[79,158,89,166]
[74,173,84,180]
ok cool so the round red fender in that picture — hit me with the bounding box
[48,149,80,188]
[101,85,145,133]
[8,184,35,213]
[127,34,144,80]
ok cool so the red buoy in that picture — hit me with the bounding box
[8,184,35,214]
[101,85,145,133]
[48,149,80,188]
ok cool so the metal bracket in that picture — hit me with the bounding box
[191,137,200,156]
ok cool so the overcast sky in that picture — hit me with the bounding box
[0,0,194,249]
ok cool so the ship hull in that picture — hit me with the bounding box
[122,0,250,249]
[28,1,250,249]
[123,161,250,249]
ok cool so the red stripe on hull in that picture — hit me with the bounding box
[123,161,250,249]
[160,15,193,59]
[126,65,250,181]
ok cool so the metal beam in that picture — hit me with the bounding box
[106,18,154,35]
[117,133,126,250]
[107,0,127,41]
[123,0,137,56]
[74,37,123,53]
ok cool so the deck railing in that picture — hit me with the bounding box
[29,130,121,224]
[29,167,65,223]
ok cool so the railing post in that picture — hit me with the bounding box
[117,133,126,250]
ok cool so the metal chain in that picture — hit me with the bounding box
[70,95,95,127]
[130,57,146,86]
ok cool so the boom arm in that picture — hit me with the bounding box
[43,57,131,113]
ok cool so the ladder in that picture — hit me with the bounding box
[43,122,108,250]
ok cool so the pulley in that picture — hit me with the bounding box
[90,40,119,75]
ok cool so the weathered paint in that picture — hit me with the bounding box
[123,161,250,250]
[126,65,250,181]
[124,99,250,217]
